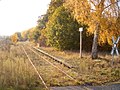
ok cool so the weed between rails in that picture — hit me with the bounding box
[39,47,120,86]
[0,45,47,90]
[1,44,120,90]
[0,45,79,90]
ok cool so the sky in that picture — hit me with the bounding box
[0,0,51,36]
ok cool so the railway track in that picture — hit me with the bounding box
[22,46,49,90]
[32,46,73,69]
[21,45,81,90]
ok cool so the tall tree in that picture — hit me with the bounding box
[46,6,80,50]
[37,14,48,30]
[65,0,120,59]
[37,0,64,46]
[47,0,64,15]
[37,0,64,30]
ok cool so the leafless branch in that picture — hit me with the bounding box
[104,0,120,10]
[89,0,96,7]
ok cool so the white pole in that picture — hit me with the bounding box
[79,28,83,58]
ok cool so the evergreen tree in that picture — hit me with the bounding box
[46,6,80,50]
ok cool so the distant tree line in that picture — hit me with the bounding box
[0,36,11,52]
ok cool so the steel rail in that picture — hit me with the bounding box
[21,46,49,90]
[28,46,79,83]
[32,47,73,69]
[30,46,91,90]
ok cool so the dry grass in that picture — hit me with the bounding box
[1,43,120,90]
[40,47,120,86]
[0,44,79,90]
[0,45,47,90]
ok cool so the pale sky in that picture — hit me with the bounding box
[0,0,51,36]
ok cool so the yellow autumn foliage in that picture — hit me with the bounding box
[65,0,120,46]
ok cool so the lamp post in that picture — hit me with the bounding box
[79,27,83,58]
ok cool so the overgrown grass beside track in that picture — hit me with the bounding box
[0,45,47,90]
[39,47,120,85]
[0,45,78,90]
[0,42,120,90]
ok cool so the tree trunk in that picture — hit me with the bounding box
[91,23,100,59]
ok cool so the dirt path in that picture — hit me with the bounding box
[50,83,120,90]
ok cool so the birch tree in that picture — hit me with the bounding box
[65,0,120,59]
